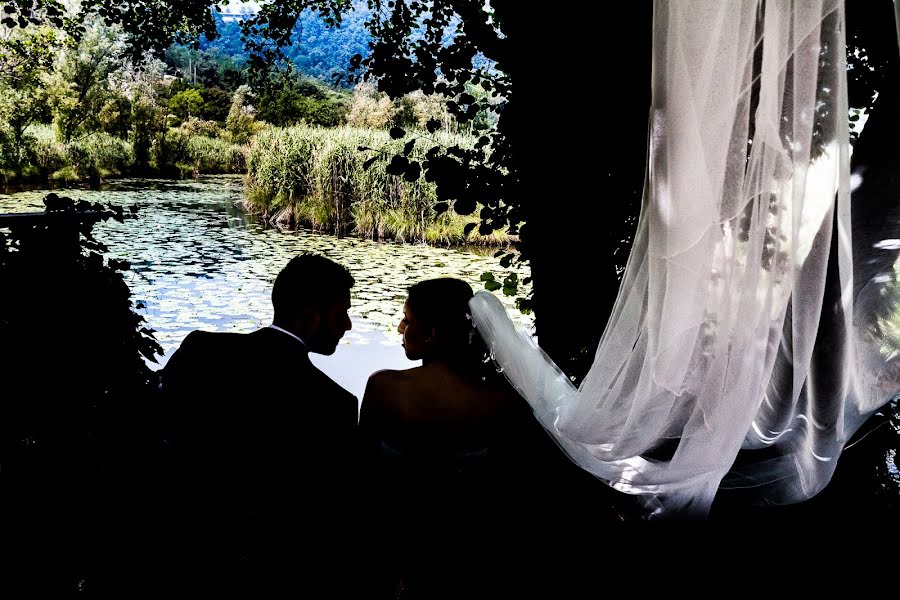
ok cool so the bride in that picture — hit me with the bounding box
[470,0,900,517]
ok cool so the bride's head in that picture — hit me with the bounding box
[399,278,477,364]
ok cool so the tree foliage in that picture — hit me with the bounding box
[254,71,349,126]
[47,19,125,142]
[169,87,204,119]
[0,14,59,168]
[225,83,259,143]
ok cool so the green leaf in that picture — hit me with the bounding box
[403,162,421,182]
[516,298,534,315]
[389,126,405,139]
[484,280,502,292]
[499,254,513,268]
[403,139,416,155]
[480,272,495,282]
[386,154,409,175]
[455,198,476,215]
[139,344,158,362]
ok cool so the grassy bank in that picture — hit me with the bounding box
[0,125,246,186]
[245,125,509,245]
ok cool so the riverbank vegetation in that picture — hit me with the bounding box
[1,7,505,245]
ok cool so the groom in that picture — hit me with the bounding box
[157,253,358,591]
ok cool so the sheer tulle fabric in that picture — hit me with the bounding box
[471,0,899,515]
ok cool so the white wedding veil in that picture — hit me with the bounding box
[471,0,900,516]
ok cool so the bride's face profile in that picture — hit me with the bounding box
[398,301,428,360]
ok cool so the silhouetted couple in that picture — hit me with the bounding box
[156,253,588,597]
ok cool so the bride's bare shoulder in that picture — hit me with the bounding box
[363,366,422,402]
[366,366,422,385]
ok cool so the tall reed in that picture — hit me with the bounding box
[245,125,509,245]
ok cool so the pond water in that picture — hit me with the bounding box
[0,175,533,399]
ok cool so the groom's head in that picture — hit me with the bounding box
[272,254,354,355]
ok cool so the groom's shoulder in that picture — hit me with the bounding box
[298,365,358,425]
[301,362,357,405]
[180,329,244,348]
[166,330,249,371]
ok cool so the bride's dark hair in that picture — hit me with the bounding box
[406,278,502,385]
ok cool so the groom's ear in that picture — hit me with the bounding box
[296,304,321,330]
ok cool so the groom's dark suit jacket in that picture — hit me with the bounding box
[156,327,358,572]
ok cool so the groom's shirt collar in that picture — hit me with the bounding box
[268,324,309,351]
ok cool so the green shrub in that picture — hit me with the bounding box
[50,166,81,183]
[187,135,246,174]
[151,129,192,176]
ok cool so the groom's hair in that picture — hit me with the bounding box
[272,253,354,321]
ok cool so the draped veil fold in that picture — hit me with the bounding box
[471,0,900,515]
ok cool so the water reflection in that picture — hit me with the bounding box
[0,175,533,398]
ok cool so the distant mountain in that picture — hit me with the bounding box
[201,2,372,87]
